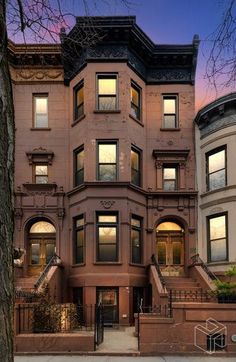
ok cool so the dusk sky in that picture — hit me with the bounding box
[9,0,235,111]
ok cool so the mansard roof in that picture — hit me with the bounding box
[62,16,199,85]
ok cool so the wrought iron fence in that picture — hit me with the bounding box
[169,288,217,303]
[139,303,172,318]
[16,303,94,334]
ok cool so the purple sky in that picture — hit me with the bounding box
[9,0,235,111]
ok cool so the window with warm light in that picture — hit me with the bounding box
[74,215,85,264]
[163,166,177,190]
[96,213,118,262]
[74,81,84,120]
[131,82,141,120]
[74,146,84,187]
[34,165,48,184]
[97,142,117,181]
[206,146,226,191]
[163,95,178,128]
[97,74,117,110]
[131,216,142,264]
[131,147,141,186]
[34,95,48,128]
[207,213,228,262]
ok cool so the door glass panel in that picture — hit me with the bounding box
[97,288,118,324]
[45,243,55,264]
[157,241,166,265]
[31,243,40,264]
[172,241,181,264]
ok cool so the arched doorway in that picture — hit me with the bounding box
[156,221,184,276]
[27,220,56,276]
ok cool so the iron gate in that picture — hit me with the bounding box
[95,304,104,346]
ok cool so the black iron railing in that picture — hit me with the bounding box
[190,254,219,281]
[34,253,61,290]
[169,288,216,303]
[138,303,172,318]
[151,254,166,289]
[17,303,94,334]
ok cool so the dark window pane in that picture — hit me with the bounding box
[157,242,166,265]
[31,243,40,264]
[131,229,141,264]
[172,242,181,264]
[35,175,48,184]
[98,244,117,261]
[99,165,116,181]
[46,243,55,264]
[164,180,176,191]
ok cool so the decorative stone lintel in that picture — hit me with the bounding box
[26,147,54,165]
[152,149,190,163]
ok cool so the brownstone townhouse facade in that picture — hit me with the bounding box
[12,16,200,326]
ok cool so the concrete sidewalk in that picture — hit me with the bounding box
[14,356,236,362]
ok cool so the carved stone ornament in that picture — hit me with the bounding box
[100,200,115,209]
[12,68,63,82]
[26,147,54,165]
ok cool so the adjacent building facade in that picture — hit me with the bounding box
[195,93,236,274]
[12,16,200,325]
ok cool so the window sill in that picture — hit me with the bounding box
[129,262,145,268]
[93,261,122,265]
[207,261,229,266]
[72,263,85,267]
[129,114,144,127]
[200,185,229,198]
[160,127,180,131]
[93,110,121,114]
[23,183,57,191]
[30,127,51,131]
[71,114,86,127]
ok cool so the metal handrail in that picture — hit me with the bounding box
[190,253,219,281]
[34,253,61,290]
[151,254,166,288]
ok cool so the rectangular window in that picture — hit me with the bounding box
[163,95,177,128]
[98,142,117,181]
[131,147,141,186]
[34,95,48,128]
[74,215,85,264]
[130,82,141,120]
[131,216,142,264]
[208,213,228,262]
[206,146,226,191]
[74,81,84,120]
[97,213,118,262]
[74,146,84,187]
[97,74,117,111]
[163,166,177,190]
[34,164,48,184]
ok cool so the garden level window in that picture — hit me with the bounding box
[74,215,85,264]
[208,213,228,262]
[163,166,177,190]
[34,95,48,128]
[97,214,118,262]
[34,165,48,184]
[206,146,226,191]
[163,96,178,128]
[97,142,117,181]
[131,147,141,186]
[74,146,84,187]
[131,82,141,120]
[97,74,117,111]
[131,216,142,264]
[74,81,84,120]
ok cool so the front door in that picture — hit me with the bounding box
[156,232,184,276]
[29,237,55,275]
[97,288,119,325]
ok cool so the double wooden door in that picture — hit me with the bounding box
[156,232,184,276]
[28,236,55,276]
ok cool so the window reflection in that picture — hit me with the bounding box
[163,96,177,128]
[30,221,56,233]
[97,75,117,110]
[97,213,118,262]
[207,147,226,191]
[98,143,117,181]
[35,165,48,184]
[35,96,48,128]
[208,214,227,262]
[163,167,177,191]
[131,83,141,120]
[131,148,141,186]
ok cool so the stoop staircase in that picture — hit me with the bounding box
[163,275,213,302]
